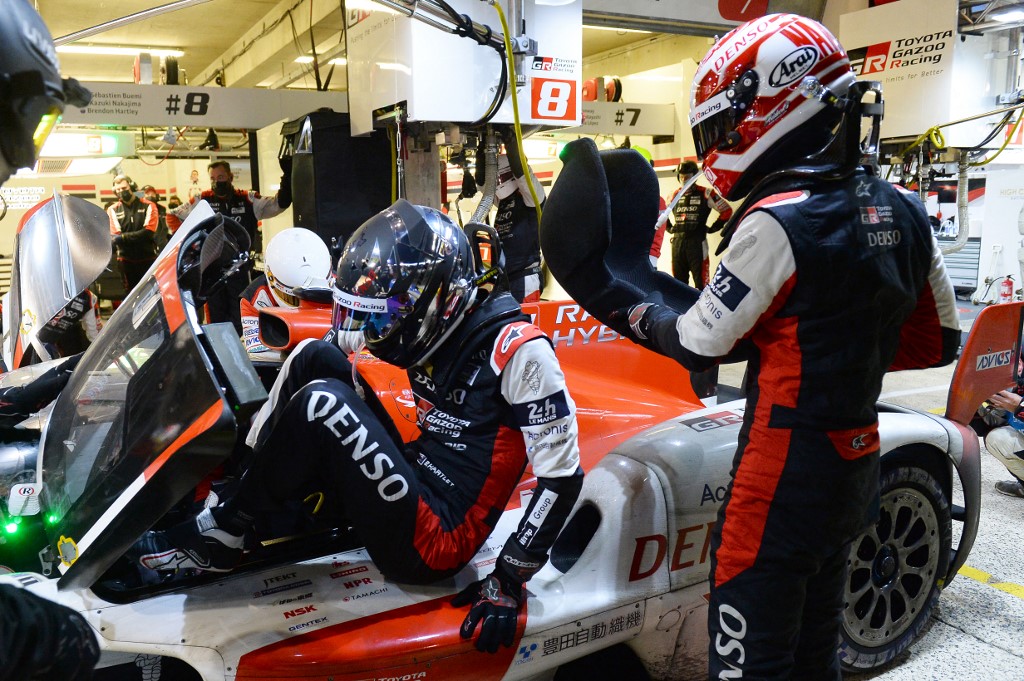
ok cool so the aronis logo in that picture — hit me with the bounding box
[849,42,891,75]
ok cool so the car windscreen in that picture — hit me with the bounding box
[48,278,223,528]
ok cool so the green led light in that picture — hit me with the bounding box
[46,514,58,525]
[4,523,18,534]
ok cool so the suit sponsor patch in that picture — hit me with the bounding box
[513,390,571,426]
[708,265,750,311]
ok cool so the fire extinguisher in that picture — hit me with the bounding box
[1000,274,1015,304]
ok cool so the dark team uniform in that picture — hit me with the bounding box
[35,290,100,357]
[0,353,80,427]
[236,293,582,584]
[494,191,543,303]
[636,173,960,679]
[666,186,730,288]
[168,188,286,333]
[107,197,159,293]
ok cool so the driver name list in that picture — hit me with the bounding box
[84,92,143,117]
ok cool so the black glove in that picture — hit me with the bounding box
[451,570,522,653]
[277,155,293,210]
[279,153,293,176]
[111,234,124,248]
[0,585,99,680]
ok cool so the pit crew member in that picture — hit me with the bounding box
[618,14,961,680]
[240,227,331,355]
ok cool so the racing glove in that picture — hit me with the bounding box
[277,154,293,210]
[0,584,99,681]
[451,568,523,653]
[609,301,656,343]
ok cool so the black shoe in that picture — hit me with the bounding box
[994,480,1024,498]
[136,508,244,572]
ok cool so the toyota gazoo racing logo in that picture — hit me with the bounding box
[848,30,952,75]
[768,46,818,87]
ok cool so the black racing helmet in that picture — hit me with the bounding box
[0,1,90,184]
[332,199,476,368]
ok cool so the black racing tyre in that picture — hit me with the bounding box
[838,465,952,672]
[554,643,652,681]
[164,56,180,85]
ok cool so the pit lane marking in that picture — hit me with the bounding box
[958,565,1024,600]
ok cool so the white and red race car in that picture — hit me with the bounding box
[0,196,1001,681]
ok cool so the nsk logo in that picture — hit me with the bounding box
[976,350,1012,371]
[283,605,317,619]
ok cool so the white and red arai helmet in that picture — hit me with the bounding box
[690,14,857,200]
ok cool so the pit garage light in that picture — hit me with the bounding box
[57,45,185,57]
[993,9,1024,22]
[522,138,566,160]
[294,57,348,65]
[583,25,652,34]
[40,131,135,159]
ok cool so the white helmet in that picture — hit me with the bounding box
[264,227,332,307]
[690,14,857,200]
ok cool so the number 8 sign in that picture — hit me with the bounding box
[531,77,577,121]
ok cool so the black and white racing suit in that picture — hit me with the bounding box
[634,173,960,679]
[232,292,583,585]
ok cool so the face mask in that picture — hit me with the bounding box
[213,180,231,195]
[118,189,133,202]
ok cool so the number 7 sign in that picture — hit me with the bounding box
[531,77,577,121]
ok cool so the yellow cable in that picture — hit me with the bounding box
[303,491,324,515]
[969,113,1024,167]
[491,1,543,226]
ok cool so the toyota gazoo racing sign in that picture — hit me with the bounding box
[847,29,953,77]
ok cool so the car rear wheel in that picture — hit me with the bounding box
[839,465,952,671]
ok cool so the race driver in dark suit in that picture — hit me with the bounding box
[619,14,961,680]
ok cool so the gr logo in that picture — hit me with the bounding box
[976,350,1012,371]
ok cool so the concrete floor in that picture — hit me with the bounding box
[716,302,1024,680]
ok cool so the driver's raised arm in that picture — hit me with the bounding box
[627,208,795,372]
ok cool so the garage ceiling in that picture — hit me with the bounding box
[40,0,658,89]
[44,1,1004,93]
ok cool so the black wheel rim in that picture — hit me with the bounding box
[844,485,941,647]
